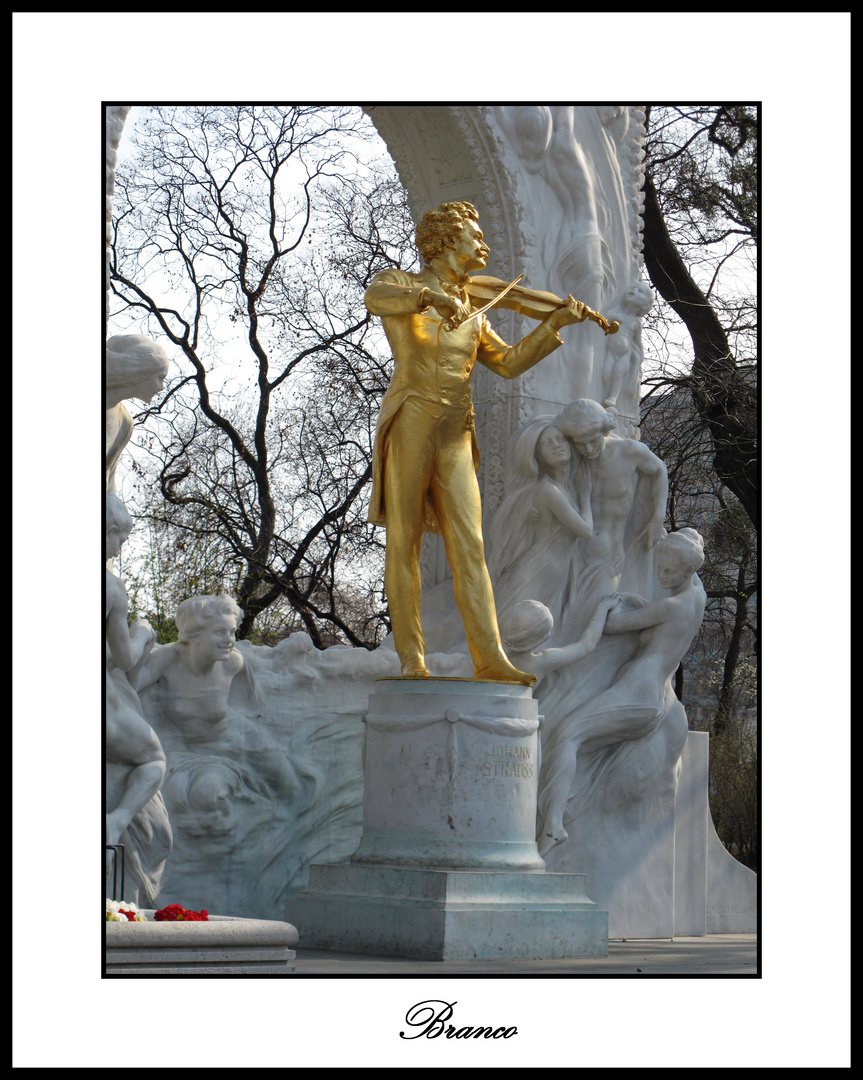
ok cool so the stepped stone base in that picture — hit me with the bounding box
[286,864,608,961]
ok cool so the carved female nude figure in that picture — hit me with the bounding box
[536,529,706,856]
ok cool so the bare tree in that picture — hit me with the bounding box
[110,106,417,646]
[637,105,758,735]
[641,105,758,533]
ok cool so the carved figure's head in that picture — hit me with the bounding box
[105,493,134,560]
[535,424,573,472]
[657,528,705,588]
[106,334,170,404]
[620,280,654,316]
[503,415,571,488]
[175,595,243,662]
[499,600,554,654]
[416,201,487,267]
[556,399,617,459]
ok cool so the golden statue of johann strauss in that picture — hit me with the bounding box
[364,201,591,684]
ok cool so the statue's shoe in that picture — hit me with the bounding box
[473,659,537,686]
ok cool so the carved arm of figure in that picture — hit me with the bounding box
[106,576,156,677]
[632,445,669,549]
[531,594,618,676]
[535,475,592,539]
[501,595,617,681]
[575,461,593,527]
[603,591,673,635]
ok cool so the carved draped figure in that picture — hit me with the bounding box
[483,416,588,642]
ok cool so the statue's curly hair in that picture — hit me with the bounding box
[659,528,705,572]
[415,201,479,264]
[556,399,618,441]
[175,594,243,642]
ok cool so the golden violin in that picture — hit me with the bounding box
[463,274,620,335]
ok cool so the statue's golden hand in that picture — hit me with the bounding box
[547,295,588,331]
[428,290,470,325]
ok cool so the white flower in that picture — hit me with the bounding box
[106,899,146,921]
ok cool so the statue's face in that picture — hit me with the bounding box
[573,429,606,460]
[536,425,572,469]
[189,613,238,663]
[105,523,131,561]
[624,283,653,315]
[132,370,167,405]
[656,545,693,590]
[446,218,489,272]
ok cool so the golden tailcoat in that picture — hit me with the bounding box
[366,266,564,533]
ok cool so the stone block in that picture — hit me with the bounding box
[105,913,298,974]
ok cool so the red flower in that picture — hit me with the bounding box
[154,903,209,922]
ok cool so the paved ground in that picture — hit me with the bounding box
[290,934,758,975]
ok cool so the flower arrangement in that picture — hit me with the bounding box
[105,900,209,921]
[106,899,146,922]
[154,903,209,922]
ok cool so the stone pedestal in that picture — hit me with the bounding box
[353,678,544,869]
[286,678,608,960]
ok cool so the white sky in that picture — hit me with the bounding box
[13,10,850,1070]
